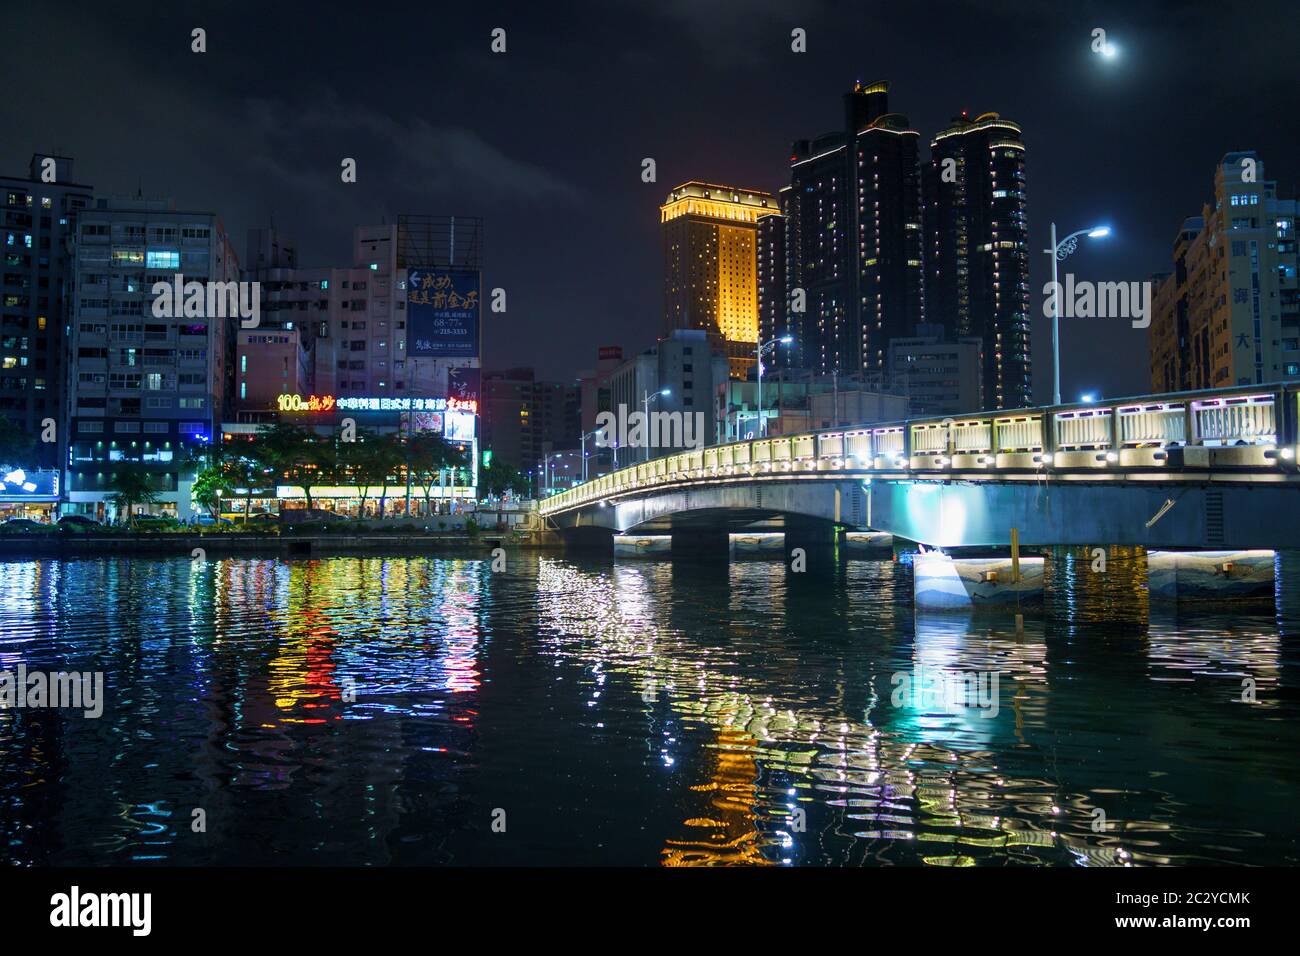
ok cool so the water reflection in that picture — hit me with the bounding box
[0,551,1297,866]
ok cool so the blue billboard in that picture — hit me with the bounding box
[407,269,480,358]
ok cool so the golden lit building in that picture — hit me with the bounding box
[661,182,777,379]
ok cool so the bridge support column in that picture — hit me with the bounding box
[842,530,894,557]
[1147,550,1276,603]
[613,534,672,557]
[670,529,731,559]
[913,551,1044,610]
[784,525,839,573]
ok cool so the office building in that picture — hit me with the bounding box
[481,367,580,471]
[887,324,983,415]
[1148,152,1300,390]
[65,197,239,520]
[609,328,729,457]
[1,154,93,468]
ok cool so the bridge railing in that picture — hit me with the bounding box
[539,383,1299,516]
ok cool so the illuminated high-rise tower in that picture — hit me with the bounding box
[661,182,778,379]
[924,112,1030,409]
[780,81,926,378]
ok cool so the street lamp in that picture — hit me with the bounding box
[579,426,606,482]
[1047,223,1110,405]
[642,388,670,462]
[756,335,793,437]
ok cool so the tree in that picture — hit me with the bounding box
[370,433,406,517]
[479,458,527,500]
[0,415,36,471]
[257,423,325,511]
[408,431,466,514]
[191,463,234,518]
[107,464,160,522]
[336,427,395,517]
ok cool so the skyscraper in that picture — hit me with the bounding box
[661,181,777,380]
[924,111,1031,409]
[780,81,925,379]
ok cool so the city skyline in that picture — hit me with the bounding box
[5,1,1299,404]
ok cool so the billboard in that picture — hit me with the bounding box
[444,410,476,443]
[407,269,480,358]
[448,366,480,405]
[400,411,444,435]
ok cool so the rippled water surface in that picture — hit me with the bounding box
[1,551,1298,866]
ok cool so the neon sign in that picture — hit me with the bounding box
[276,394,478,415]
[277,394,337,412]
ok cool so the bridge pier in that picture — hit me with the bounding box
[784,524,839,574]
[669,529,731,559]
[842,530,894,557]
[912,551,1044,610]
[1147,549,1276,603]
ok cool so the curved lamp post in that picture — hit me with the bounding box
[1047,224,1110,405]
[756,335,793,436]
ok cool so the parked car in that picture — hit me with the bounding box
[195,514,232,527]
[0,517,51,533]
[57,514,101,530]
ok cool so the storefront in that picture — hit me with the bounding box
[0,468,61,522]
[218,394,480,517]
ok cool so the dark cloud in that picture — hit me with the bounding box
[3,0,1298,402]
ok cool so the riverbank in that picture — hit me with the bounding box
[0,530,541,558]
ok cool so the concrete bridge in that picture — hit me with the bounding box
[541,384,1300,552]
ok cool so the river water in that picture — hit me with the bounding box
[1,551,1296,866]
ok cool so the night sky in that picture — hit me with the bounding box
[4,0,1297,404]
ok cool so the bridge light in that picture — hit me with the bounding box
[938,456,951,466]
[1282,447,1295,460]
[1106,451,1119,462]
[1080,392,1097,403]
[1087,226,1111,238]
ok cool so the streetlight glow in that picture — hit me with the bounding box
[1047,222,1113,405]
